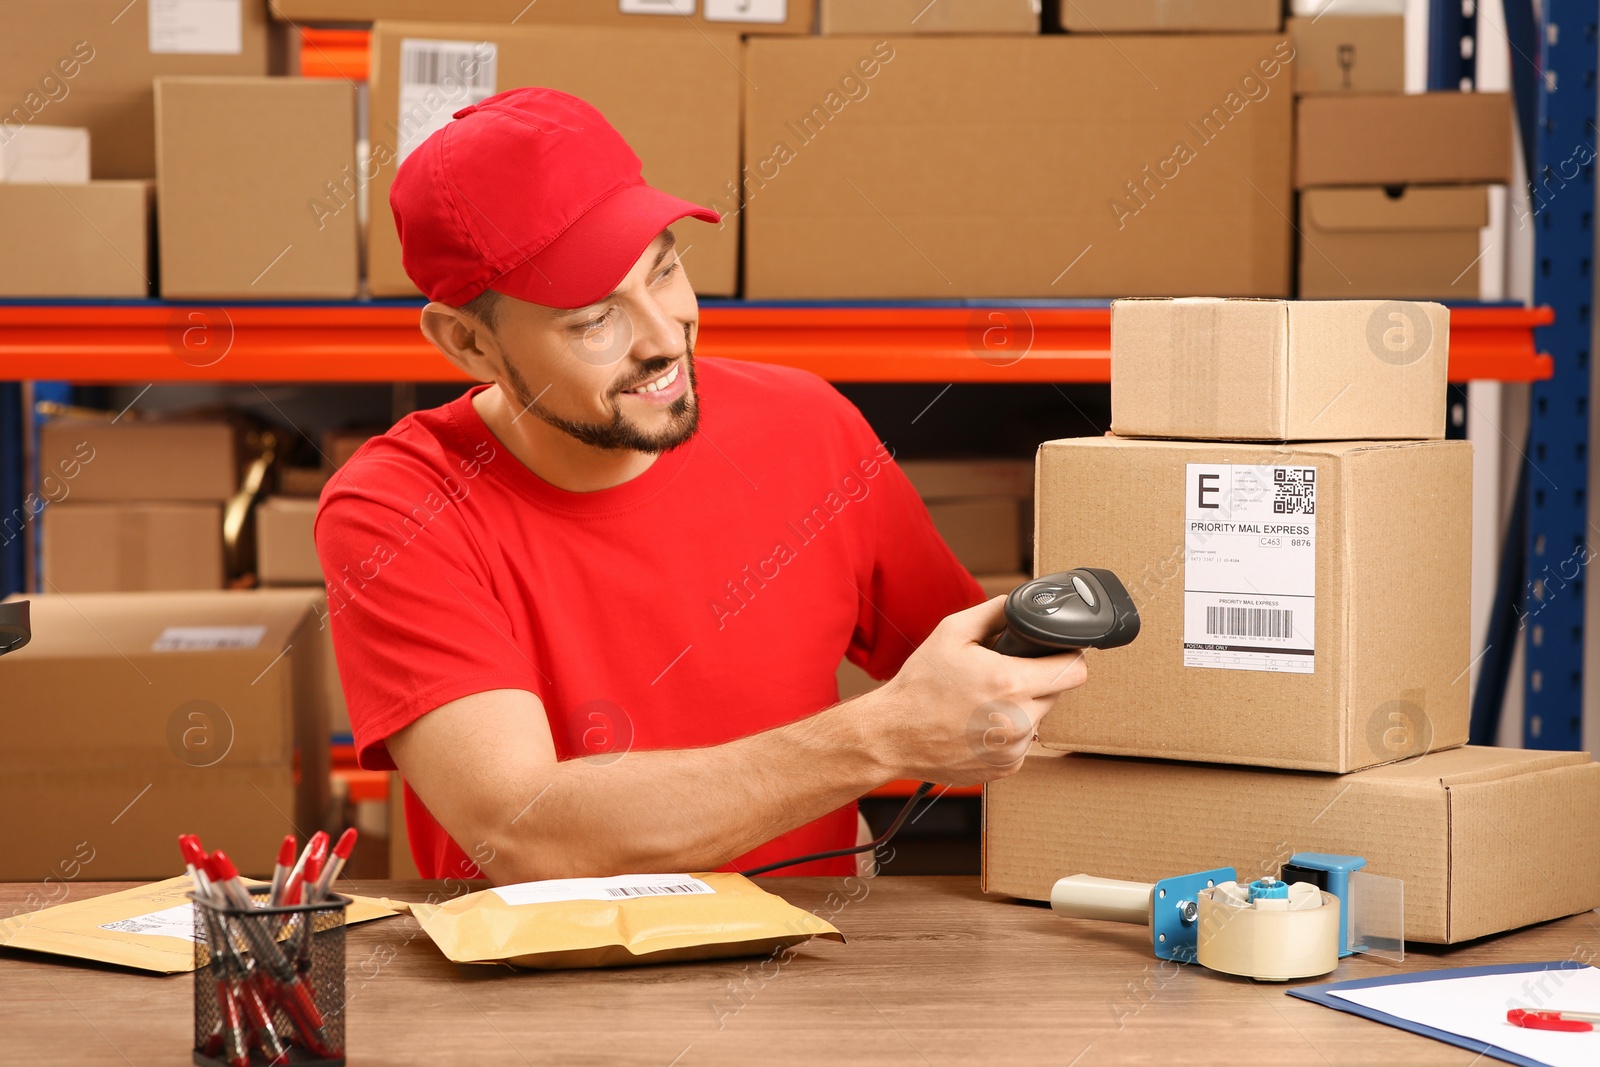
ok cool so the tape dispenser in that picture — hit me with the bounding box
[1049,852,1404,982]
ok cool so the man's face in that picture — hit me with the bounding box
[484,229,700,453]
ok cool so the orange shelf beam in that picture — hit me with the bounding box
[0,304,1554,384]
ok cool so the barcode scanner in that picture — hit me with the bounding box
[0,600,30,657]
[738,570,1140,878]
[989,568,1140,657]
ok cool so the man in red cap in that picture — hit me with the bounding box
[316,88,1087,883]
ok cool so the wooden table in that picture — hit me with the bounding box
[3,877,1596,1065]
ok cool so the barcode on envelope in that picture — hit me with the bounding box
[401,41,496,91]
[604,883,710,898]
[1206,607,1293,639]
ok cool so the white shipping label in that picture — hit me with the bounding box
[620,0,697,14]
[489,874,715,907]
[149,0,243,56]
[396,40,498,164]
[99,903,202,942]
[1183,463,1317,674]
[151,625,266,652]
[705,0,787,22]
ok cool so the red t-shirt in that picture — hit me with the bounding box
[314,357,985,879]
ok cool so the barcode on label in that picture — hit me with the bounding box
[604,883,707,898]
[401,42,496,91]
[1206,607,1293,639]
[1273,467,1316,515]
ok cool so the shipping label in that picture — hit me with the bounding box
[149,0,243,55]
[489,874,715,907]
[396,39,498,164]
[1183,463,1317,673]
[151,625,266,652]
[705,0,787,22]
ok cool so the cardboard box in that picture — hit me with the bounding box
[0,125,90,182]
[1110,298,1450,441]
[1299,186,1489,300]
[257,497,324,586]
[278,466,331,497]
[322,427,383,471]
[272,0,815,32]
[1288,15,1404,95]
[1034,436,1472,772]
[820,0,1037,34]
[0,1,272,180]
[1296,92,1514,188]
[1057,1,1280,32]
[43,503,224,592]
[0,182,149,298]
[38,419,237,502]
[899,459,1034,500]
[744,35,1294,299]
[155,76,358,299]
[0,590,335,880]
[983,746,1600,944]
[366,22,743,299]
[837,572,1028,699]
[927,499,1023,575]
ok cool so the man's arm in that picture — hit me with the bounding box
[388,596,1087,885]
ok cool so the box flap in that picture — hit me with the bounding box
[1304,186,1489,233]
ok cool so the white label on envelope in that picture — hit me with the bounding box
[151,625,266,652]
[149,0,243,55]
[99,903,202,942]
[489,874,715,906]
[1183,463,1317,674]
[706,0,787,22]
[396,39,498,163]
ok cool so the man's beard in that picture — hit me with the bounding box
[503,326,700,454]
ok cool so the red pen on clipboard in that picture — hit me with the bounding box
[1507,1008,1600,1032]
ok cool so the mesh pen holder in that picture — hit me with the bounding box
[190,887,348,1067]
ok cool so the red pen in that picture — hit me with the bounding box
[311,828,358,903]
[284,831,329,896]
[1507,1007,1600,1032]
[268,834,296,906]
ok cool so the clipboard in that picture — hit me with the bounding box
[1288,960,1593,1067]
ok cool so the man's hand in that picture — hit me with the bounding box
[860,596,1087,786]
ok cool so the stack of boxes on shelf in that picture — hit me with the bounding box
[1287,1,1514,299]
[984,297,1600,945]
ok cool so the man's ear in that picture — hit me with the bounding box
[420,301,499,382]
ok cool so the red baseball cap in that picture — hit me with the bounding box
[390,87,721,310]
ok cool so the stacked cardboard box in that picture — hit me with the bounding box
[37,419,237,593]
[1295,91,1513,298]
[0,590,334,880]
[819,0,1038,34]
[985,297,1600,943]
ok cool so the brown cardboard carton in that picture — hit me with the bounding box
[820,0,1037,34]
[43,503,224,592]
[0,1,271,180]
[898,459,1034,499]
[1287,15,1404,95]
[155,76,358,299]
[1034,436,1472,772]
[1058,1,1280,32]
[1110,298,1450,441]
[837,573,1026,699]
[271,0,815,32]
[1299,186,1488,300]
[0,182,150,297]
[983,746,1600,944]
[322,427,383,471]
[257,497,324,585]
[38,419,237,502]
[366,22,742,298]
[1296,92,1514,188]
[0,590,335,880]
[927,499,1023,575]
[744,35,1294,299]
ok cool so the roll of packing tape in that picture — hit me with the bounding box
[1049,875,1151,925]
[1196,883,1341,981]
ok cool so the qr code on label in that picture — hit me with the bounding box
[1273,467,1316,515]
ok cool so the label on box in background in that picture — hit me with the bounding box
[151,625,266,652]
[148,0,242,56]
[396,39,498,164]
[620,0,697,14]
[489,874,715,907]
[705,0,787,22]
[99,903,202,942]
[1183,463,1317,674]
